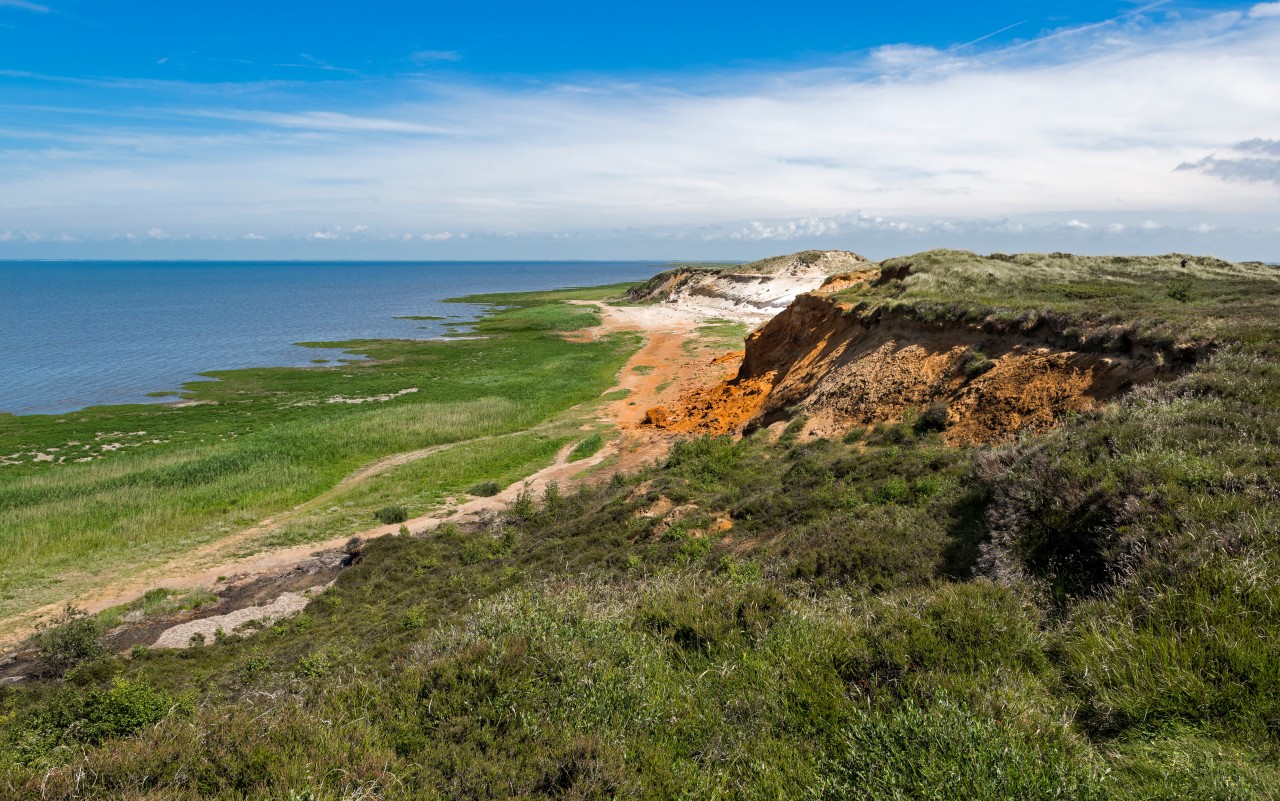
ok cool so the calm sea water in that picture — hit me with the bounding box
[0,261,664,415]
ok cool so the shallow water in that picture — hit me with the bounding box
[0,260,663,415]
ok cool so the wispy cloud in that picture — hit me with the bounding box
[180,108,459,135]
[274,54,362,76]
[0,0,50,13]
[2,5,1279,259]
[409,50,462,64]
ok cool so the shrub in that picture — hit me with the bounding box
[780,414,809,443]
[866,423,911,447]
[401,607,429,629]
[914,402,949,434]
[1166,278,1194,304]
[467,480,502,497]
[374,505,408,525]
[10,678,173,762]
[296,651,330,678]
[509,486,536,520]
[31,604,104,676]
[974,443,1138,602]
[963,350,996,379]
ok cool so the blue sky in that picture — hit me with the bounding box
[1,0,1278,260]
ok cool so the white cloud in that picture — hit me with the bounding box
[409,50,462,64]
[3,7,1280,257]
[1178,138,1280,186]
[182,109,457,135]
[0,0,50,13]
[1249,2,1280,18]
[1067,220,1091,230]
[147,227,169,239]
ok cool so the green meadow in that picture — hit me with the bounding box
[0,283,641,624]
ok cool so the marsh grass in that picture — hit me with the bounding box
[0,284,640,621]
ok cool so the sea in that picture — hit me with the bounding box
[0,261,666,416]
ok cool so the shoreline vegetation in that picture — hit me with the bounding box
[0,282,642,629]
[4,250,1280,798]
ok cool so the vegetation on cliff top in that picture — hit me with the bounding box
[829,249,1280,350]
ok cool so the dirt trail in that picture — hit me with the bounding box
[0,300,745,648]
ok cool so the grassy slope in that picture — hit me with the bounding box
[4,254,1280,799]
[0,283,640,621]
[832,250,1280,346]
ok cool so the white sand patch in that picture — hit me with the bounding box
[151,583,331,649]
[325,387,419,404]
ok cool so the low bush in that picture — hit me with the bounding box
[31,605,104,676]
[963,349,996,379]
[374,505,409,525]
[467,480,502,497]
[6,677,173,763]
[913,402,949,434]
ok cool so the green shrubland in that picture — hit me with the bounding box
[3,253,1280,798]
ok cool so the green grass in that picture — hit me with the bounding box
[0,282,640,623]
[567,432,605,462]
[828,249,1280,350]
[4,251,1280,798]
[685,319,748,354]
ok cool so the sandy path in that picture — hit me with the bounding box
[0,300,745,648]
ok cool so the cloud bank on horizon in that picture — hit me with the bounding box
[0,1,1278,260]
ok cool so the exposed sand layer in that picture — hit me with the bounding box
[644,270,1190,446]
[627,250,872,324]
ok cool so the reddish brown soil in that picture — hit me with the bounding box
[643,292,1179,446]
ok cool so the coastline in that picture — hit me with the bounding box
[0,274,756,644]
[0,260,667,417]
[0,280,654,633]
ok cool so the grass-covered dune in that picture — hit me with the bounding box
[0,283,640,624]
[3,250,1280,799]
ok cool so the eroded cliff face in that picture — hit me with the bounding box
[626,250,873,322]
[644,270,1196,446]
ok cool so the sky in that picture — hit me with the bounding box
[0,0,1278,261]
